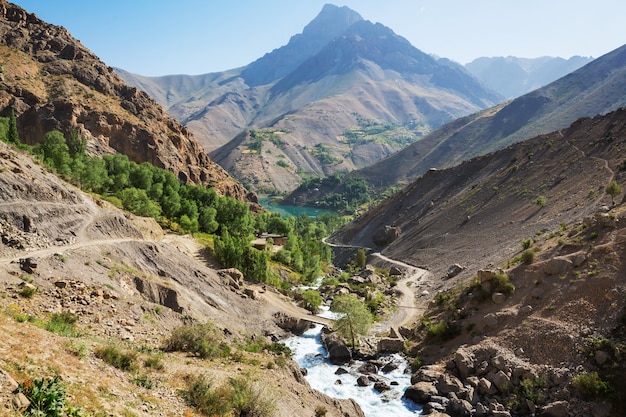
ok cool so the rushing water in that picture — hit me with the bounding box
[284,310,422,417]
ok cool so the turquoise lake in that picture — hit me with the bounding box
[259,197,337,218]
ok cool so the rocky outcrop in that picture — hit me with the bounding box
[0,2,253,202]
[405,344,590,417]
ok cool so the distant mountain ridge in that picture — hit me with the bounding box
[117,4,503,193]
[288,42,626,207]
[465,55,594,99]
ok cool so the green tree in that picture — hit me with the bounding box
[38,130,71,175]
[7,108,18,144]
[606,180,622,205]
[354,248,367,270]
[117,187,161,218]
[302,289,322,313]
[66,130,86,158]
[331,294,372,351]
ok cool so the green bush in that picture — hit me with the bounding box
[572,372,613,400]
[521,248,536,264]
[426,320,460,341]
[19,285,37,298]
[491,272,515,295]
[45,311,80,337]
[301,289,323,313]
[95,345,138,371]
[521,238,533,250]
[163,323,231,359]
[182,374,275,417]
[19,375,83,417]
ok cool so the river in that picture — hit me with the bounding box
[284,309,423,416]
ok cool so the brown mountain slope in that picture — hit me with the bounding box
[0,140,363,415]
[332,107,626,280]
[0,1,252,202]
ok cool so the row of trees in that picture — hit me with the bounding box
[0,118,342,285]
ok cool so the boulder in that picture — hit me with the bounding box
[356,375,371,387]
[446,264,464,279]
[357,363,378,374]
[543,257,573,276]
[454,348,475,379]
[374,381,390,392]
[377,337,405,353]
[335,367,349,375]
[491,370,511,393]
[484,313,498,328]
[389,266,403,276]
[478,378,496,395]
[594,350,611,365]
[446,398,472,417]
[436,373,464,394]
[540,401,569,417]
[491,292,506,304]
[323,333,351,365]
[404,381,438,404]
[411,365,443,384]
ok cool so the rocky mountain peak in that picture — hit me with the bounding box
[301,4,363,37]
[239,4,363,86]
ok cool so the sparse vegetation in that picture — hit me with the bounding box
[606,180,622,205]
[572,372,613,400]
[426,319,460,341]
[162,322,231,359]
[95,345,138,371]
[182,373,275,417]
[19,375,83,417]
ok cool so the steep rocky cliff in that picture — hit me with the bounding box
[0,1,254,202]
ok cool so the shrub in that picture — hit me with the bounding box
[163,323,231,359]
[19,285,37,298]
[491,272,515,295]
[18,375,82,417]
[315,405,328,417]
[572,372,613,400]
[521,248,536,264]
[521,238,533,250]
[182,374,275,417]
[95,345,138,371]
[301,289,323,313]
[426,320,460,341]
[45,311,80,337]
[144,354,164,370]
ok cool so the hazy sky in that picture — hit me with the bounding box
[11,0,626,76]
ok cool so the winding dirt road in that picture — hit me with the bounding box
[323,238,432,332]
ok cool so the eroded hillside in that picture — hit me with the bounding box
[0,141,364,416]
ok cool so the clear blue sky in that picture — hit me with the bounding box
[11,0,626,76]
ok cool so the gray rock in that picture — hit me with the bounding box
[357,375,371,387]
[12,392,30,411]
[374,381,390,392]
[436,373,464,394]
[404,381,438,404]
[491,355,507,371]
[594,350,611,365]
[478,377,496,395]
[446,398,472,417]
[454,348,475,379]
[491,370,511,393]
[531,287,544,299]
[543,257,573,276]
[540,400,569,417]
[484,313,498,328]
[518,305,533,315]
[491,292,506,304]
[411,365,442,384]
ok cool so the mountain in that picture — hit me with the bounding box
[290,43,626,207]
[0,1,252,202]
[118,4,503,193]
[331,106,626,277]
[465,55,594,99]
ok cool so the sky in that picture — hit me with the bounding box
[10,0,626,77]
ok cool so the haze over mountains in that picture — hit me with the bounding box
[289,42,626,208]
[118,4,504,193]
[465,55,593,99]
